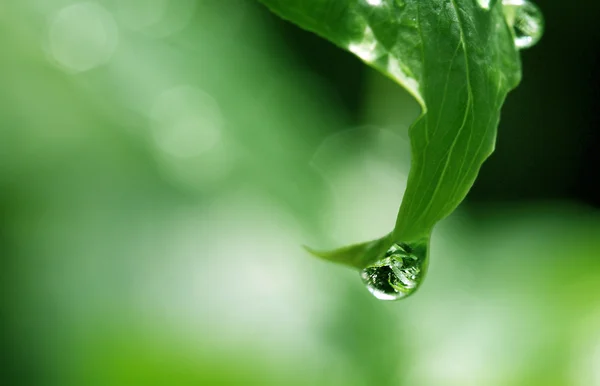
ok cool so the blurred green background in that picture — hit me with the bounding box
[1,1,599,385]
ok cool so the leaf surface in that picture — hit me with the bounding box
[259,0,522,268]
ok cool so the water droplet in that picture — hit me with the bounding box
[502,0,544,49]
[348,26,385,63]
[360,242,427,300]
[477,0,491,9]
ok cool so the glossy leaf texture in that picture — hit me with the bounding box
[259,0,522,268]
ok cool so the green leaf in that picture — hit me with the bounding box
[304,234,393,269]
[259,0,523,268]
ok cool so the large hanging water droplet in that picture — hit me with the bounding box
[502,0,544,49]
[360,242,427,301]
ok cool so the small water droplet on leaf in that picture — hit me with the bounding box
[502,0,544,49]
[476,0,491,9]
[360,242,427,301]
[366,0,383,6]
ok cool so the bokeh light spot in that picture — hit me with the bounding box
[47,2,119,73]
[150,85,222,158]
[116,0,196,37]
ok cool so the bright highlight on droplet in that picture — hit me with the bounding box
[47,2,119,73]
[360,242,427,301]
[150,86,223,158]
[366,0,383,6]
[502,0,544,49]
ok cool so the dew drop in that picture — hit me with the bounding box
[348,25,385,63]
[477,0,491,9]
[502,0,544,49]
[360,242,427,301]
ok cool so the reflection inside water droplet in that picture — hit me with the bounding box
[502,0,544,49]
[360,242,427,300]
